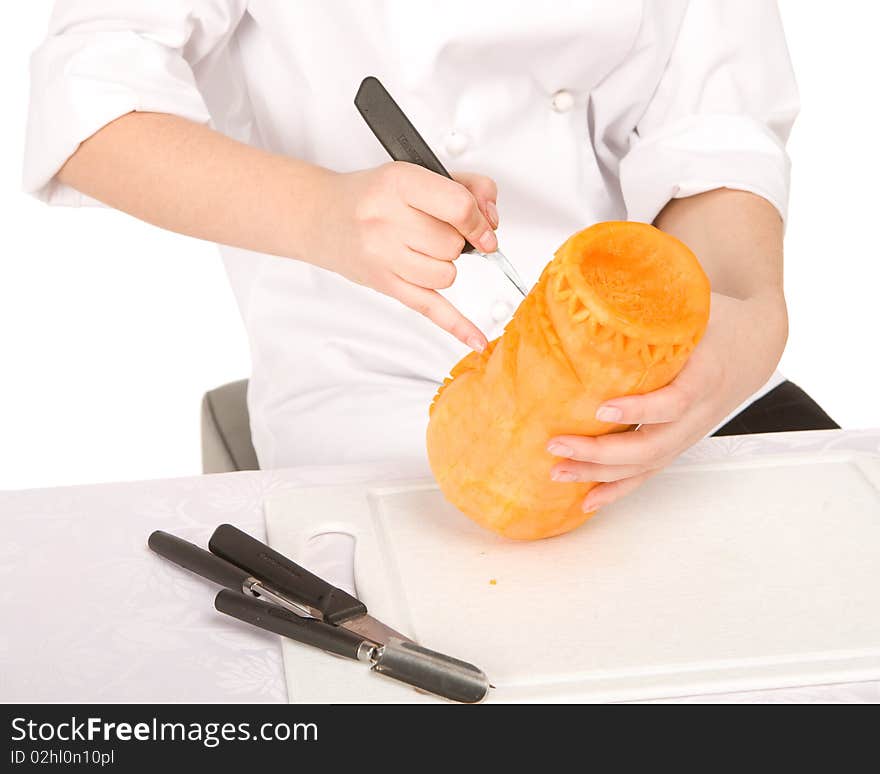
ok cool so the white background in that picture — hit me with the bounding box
[1,1,878,490]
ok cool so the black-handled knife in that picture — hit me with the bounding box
[215,589,368,660]
[208,523,411,645]
[215,590,490,704]
[354,76,457,191]
[149,530,251,590]
[149,529,312,617]
[208,523,363,623]
[354,76,528,297]
[149,527,492,703]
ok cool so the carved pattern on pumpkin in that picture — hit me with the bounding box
[427,221,711,540]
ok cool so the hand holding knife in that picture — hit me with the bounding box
[147,80,509,703]
[354,76,529,298]
[148,525,490,703]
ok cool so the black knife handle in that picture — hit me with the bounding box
[214,589,367,661]
[148,530,251,590]
[354,75,476,253]
[208,524,367,625]
[355,76,451,177]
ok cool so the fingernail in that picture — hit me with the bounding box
[551,470,577,482]
[466,336,485,353]
[487,201,499,229]
[546,442,573,457]
[596,406,623,423]
[478,229,498,253]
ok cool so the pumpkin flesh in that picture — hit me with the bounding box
[426,221,711,540]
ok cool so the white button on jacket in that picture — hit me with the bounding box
[490,301,513,324]
[24,0,798,468]
[444,130,470,157]
[551,89,576,114]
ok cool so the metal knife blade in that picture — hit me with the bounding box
[252,576,413,644]
[339,613,412,646]
[480,249,528,297]
[216,591,490,703]
[372,638,490,704]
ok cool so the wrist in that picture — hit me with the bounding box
[272,159,338,264]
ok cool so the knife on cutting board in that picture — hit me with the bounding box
[207,523,410,645]
[148,529,315,618]
[355,75,529,297]
[214,590,489,704]
[148,528,491,703]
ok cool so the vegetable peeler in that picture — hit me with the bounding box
[355,75,529,297]
[148,525,490,703]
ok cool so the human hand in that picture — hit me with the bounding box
[546,293,788,512]
[304,162,499,351]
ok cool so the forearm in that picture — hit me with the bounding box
[58,111,332,262]
[57,110,501,348]
[654,188,785,301]
[654,188,788,382]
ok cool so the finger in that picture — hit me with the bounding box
[452,172,499,228]
[452,172,497,204]
[596,380,698,425]
[550,460,647,483]
[581,470,658,513]
[547,425,682,467]
[596,358,716,425]
[394,249,458,289]
[400,209,466,261]
[596,346,724,426]
[398,165,497,254]
[389,276,488,352]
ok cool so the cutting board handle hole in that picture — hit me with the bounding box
[304,531,357,597]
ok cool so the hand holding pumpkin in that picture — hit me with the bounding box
[547,291,787,512]
[427,222,713,539]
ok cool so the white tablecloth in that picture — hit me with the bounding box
[2,430,879,704]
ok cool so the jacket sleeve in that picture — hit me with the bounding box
[619,0,799,224]
[23,0,247,205]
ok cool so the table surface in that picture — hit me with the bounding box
[3,429,879,704]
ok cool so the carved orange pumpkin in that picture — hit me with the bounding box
[426,221,711,540]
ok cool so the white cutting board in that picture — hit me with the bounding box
[264,449,880,703]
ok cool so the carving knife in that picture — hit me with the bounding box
[354,75,528,297]
[206,523,412,645]
[148,528,491,703]
[214,590,489,704]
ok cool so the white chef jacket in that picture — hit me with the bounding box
[24,0,798,469]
